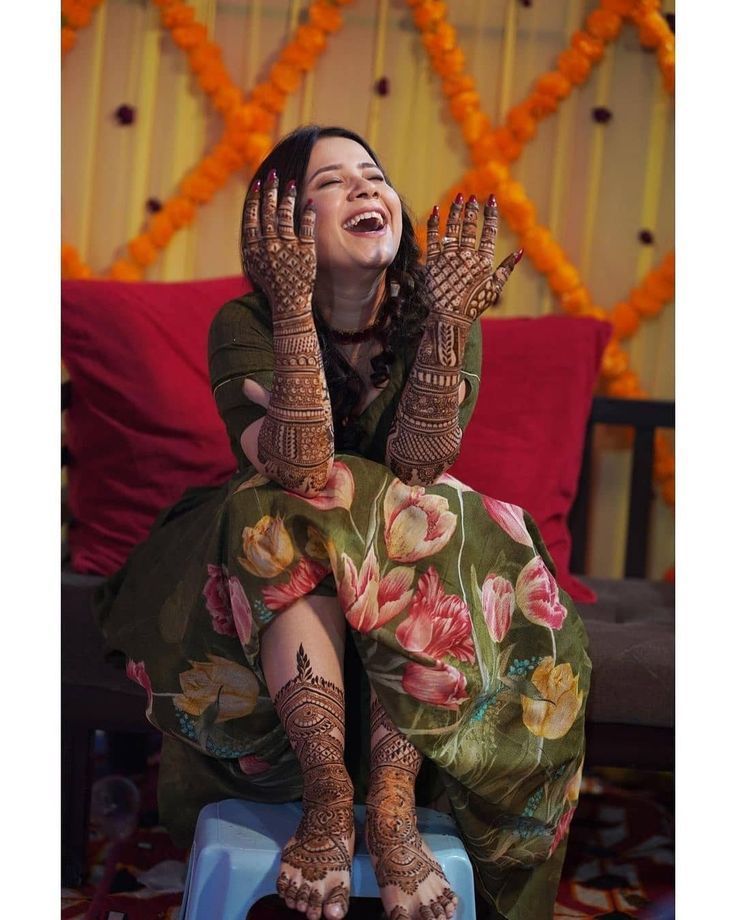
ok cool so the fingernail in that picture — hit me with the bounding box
[267,169,277,183]
[454,192,463,205]
[286,179,296,192]
[468,194,478,205]
[488,194,497,208]
[253,179,261,192]
[514,248,524,264]
[431,205,439,217]
[305,198,314,208]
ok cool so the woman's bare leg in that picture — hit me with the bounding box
[366,691,458,920]
[261,595,354,920]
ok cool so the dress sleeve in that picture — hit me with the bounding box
[458,315,483,433]
[208,293,274,468]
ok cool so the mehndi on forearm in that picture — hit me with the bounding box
[258,302,334,494]
[386,311,472,485]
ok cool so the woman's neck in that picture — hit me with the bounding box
[313,272,386,332]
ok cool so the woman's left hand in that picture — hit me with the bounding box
[424,194,521,322]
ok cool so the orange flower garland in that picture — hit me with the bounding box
[61,0,103,57]
[410,0,674,507]
[62,0,354,281]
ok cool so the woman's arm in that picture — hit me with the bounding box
[386,195,519,486]
[242,173,333,495]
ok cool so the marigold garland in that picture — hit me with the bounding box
[61,0,674,510]
[410,0,674,507]
[61,0,103,58]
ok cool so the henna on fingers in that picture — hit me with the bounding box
[242,173,334,495]
[273,645,354,918]
[387,194,521,485]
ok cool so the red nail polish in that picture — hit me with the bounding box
[431,205,439,217]
[267,169,277,182]
[253,179,261,191]
[468,194,478,205]
[454,192,463,205]
[286,179,296,192]
[514,248,524,264]
[488,194,497,208]
[305,198,313,208]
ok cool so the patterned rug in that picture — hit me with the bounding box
[61,740,674,920]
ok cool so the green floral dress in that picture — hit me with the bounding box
[97,292,590,920]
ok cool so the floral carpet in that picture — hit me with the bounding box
[61,740,674,920]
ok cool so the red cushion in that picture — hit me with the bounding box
[62,276,249,574]
[451,315,612,603]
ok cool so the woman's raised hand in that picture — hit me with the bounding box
[242,170,317,315]
[425,194,522,322]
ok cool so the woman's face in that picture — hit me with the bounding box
[302,136,403,280]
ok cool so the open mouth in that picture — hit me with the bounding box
[342,210,387,234]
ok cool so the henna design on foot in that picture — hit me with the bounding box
[366,698,457,919]
[273,646,354,918]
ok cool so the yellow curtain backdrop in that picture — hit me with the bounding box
[61,0,675,580]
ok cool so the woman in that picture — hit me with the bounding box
[98,125,590,920]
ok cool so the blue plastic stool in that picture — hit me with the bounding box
[181,799,476,919]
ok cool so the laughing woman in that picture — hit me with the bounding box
[98,125,590,920]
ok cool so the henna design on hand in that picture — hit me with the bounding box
[273,645,354,885]
[387,195,521,485]
[243,173,334,493]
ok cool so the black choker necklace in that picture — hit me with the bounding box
[327,304,386,343]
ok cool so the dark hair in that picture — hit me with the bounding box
[240,125,430,448]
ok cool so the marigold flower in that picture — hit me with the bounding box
[62,2,92,29]
[294,24,327,55]
[557,48,592,84]
[188,41,221,74]
[630,288,663,317]
[638,11,672,49]
[213,85,243,115]
[558,286,592,316]
[412,2,446,31]
[251,83,287,114]
[548,261,581,295]
[149,212,175,248]
[462,111,491,145]
[180,173,217,203]
[535,71,571,100]
[600,341,629,379]
[61,27,77,54]
[610,301,641,339]
[309,2,342,33]
[108,259,142,282]
[601,0,636,14]
[172,23,207,51]
[270,62,301,94]
[199,62,229,93]
[585,9,622,42]
[128,234,159,267]
[164,196,196,228]
[494,127,522,162]
[161,4,195,28]
[507,104,537,141]
[571,30,605,63]
[449,90,480,121]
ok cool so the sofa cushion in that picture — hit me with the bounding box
[576,576,674,728]
[451,315,612,602]
[62,277,248,575]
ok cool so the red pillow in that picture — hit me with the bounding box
[62,276,249,574]
[450,315,612,603]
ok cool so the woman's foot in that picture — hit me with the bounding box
[276,763,355,919]
[365,775,458,920]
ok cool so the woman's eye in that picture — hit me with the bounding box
[318,179,341,188]
[369,174,385,182]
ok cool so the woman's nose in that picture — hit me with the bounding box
[349,177,379,199]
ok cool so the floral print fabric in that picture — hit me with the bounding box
[103,454,590,919]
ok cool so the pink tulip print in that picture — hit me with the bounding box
[383,479,457,563]
[262,557,331,612]
[481,497,533,547]
[125,659,153,712]
[396,567,475,663]
[402,661,469,710]
[516,556,567,630]
[287,461,355,510]
[481,573,515,643]
[202,564,254,646]
[238,754,272,776]
[338,547,415,633]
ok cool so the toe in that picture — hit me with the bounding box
[276,872,290,898]
[306,889,323,920]
[323,883,350,919]
[284,879,300,908]
[419,905,435,920]
[295,882,311,912]
[430,899,446,918]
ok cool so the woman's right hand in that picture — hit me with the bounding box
[242,170,317,317]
